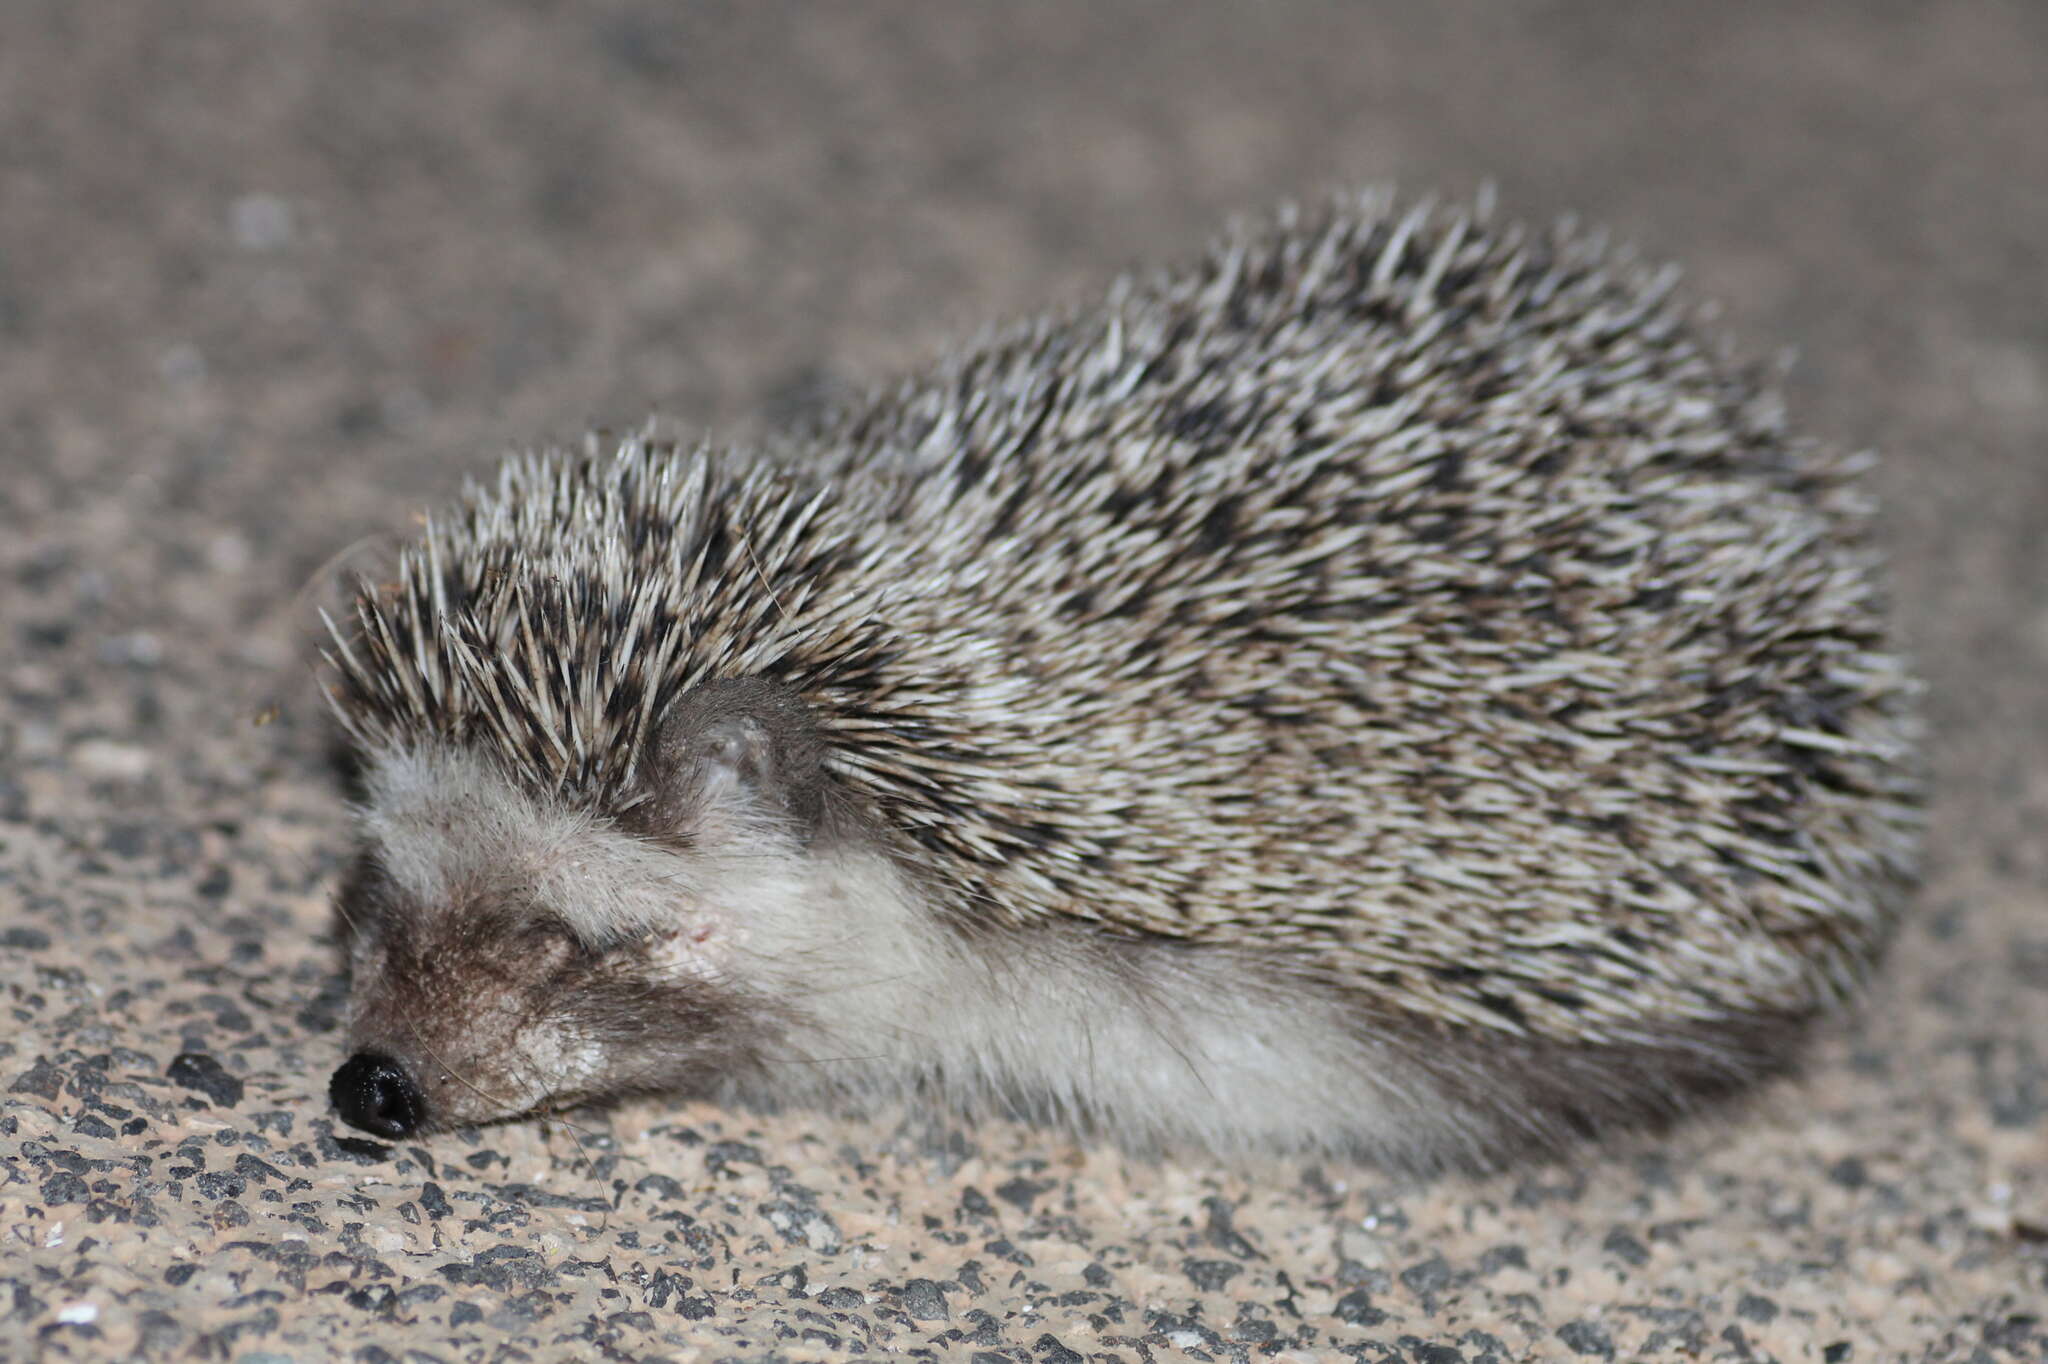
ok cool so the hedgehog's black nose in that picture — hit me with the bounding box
[329,1053,424,1139]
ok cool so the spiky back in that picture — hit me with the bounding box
[331,191,1922,1042]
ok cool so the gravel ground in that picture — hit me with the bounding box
[3,4,2045,1360]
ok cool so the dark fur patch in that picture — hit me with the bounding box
[1349,997,1814,1174]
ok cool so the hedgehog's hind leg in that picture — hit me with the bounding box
[1354,1004,1820,1173]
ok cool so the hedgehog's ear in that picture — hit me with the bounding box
[641,678,826,840]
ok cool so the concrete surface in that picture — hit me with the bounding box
[3,3,2045,1360]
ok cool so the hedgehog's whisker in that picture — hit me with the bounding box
[492,1026,619,1231]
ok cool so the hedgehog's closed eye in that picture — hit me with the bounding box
[519,914,609,960]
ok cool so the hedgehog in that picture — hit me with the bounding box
[320,190,1921,1172]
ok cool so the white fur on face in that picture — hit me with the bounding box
[358,743,778,951]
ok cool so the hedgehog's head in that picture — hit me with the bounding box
[327,678,884,1138]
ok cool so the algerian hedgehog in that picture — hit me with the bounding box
[321,190,1921,1171]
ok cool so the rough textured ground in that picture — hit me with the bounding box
[4,4,2045,1361]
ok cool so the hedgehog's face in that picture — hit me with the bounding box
[328,679,843,1138]
[327,848,765,1136]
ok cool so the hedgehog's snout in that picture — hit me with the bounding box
[330,1052,425,1139]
